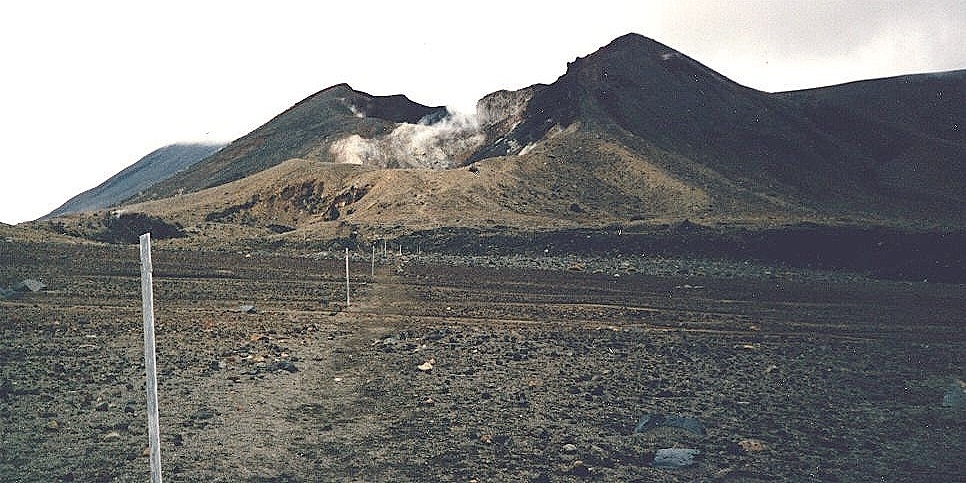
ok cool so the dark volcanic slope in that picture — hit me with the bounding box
[780,71,966,206]
[475,34,964,218]
[43,143,223,219]
[132,85,446,203]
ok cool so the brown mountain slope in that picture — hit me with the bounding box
[113,125,818,246]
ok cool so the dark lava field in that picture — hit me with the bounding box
[1,240,964,482]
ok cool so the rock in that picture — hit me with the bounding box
[532,472,551,483]
[45,419,60,431]
[95,400,109,411]
[942,380,966,408]
[634,413,706,435]
[15,279,46,292]
[653,448,700,468]
[102,431,122,440]
[417,358,435,372]
[275,361,298,373]
[738,438,767,453]
[562,443,578,453]
[237,304,256,314]
[569,460,591,477]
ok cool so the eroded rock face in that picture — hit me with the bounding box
[322,185,371,221]
[203,181,373,226]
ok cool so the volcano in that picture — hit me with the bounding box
[45,34,966,245]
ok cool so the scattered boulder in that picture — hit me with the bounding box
[653,448,700,469]
[942,380,965,408]
[568,460,592,477]
[417,358,435,372]
[15,279,46,292]
[1,279,47,299]
[634,413,706,436]
[237,305,257,314]
[738,438,767,453]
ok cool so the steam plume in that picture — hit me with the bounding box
[330,109,485,169]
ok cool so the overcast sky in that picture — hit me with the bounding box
[1,0,964,224]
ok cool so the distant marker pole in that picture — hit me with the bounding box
[371,244,376,278]
[139,233,163,483]
[345,248,350,306]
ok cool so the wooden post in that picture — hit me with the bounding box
[345,248,350,306]
[139,233,163,483]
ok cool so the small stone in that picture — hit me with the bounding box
[942,380,966,408]
[569,460,591,477]
[562,443,578,453]
[422,397,435,406]
[739,438,767,453]
[95,401,109,411]
[479,434,493,444]
[45,419,60,431]
[417,358,435,372]
[102,431,122,440]
[238,305,257,314]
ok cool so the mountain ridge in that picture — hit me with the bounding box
[43,142,224,219]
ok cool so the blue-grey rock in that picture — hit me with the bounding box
[653,448,700,468]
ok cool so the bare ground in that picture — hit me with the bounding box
[1,241,964,482]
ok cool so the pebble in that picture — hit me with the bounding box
[569,460,591,477]
[739,438,767,453]
[417,358,435,372]
[45,419,60,431]
[562,443,578,453]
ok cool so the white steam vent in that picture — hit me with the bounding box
[330,109,485,169]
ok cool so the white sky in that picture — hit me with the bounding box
[1,0,964,224]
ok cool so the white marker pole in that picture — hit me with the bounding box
[371,244,375,278]
[345,247,350,306]
[139,233,163,483]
